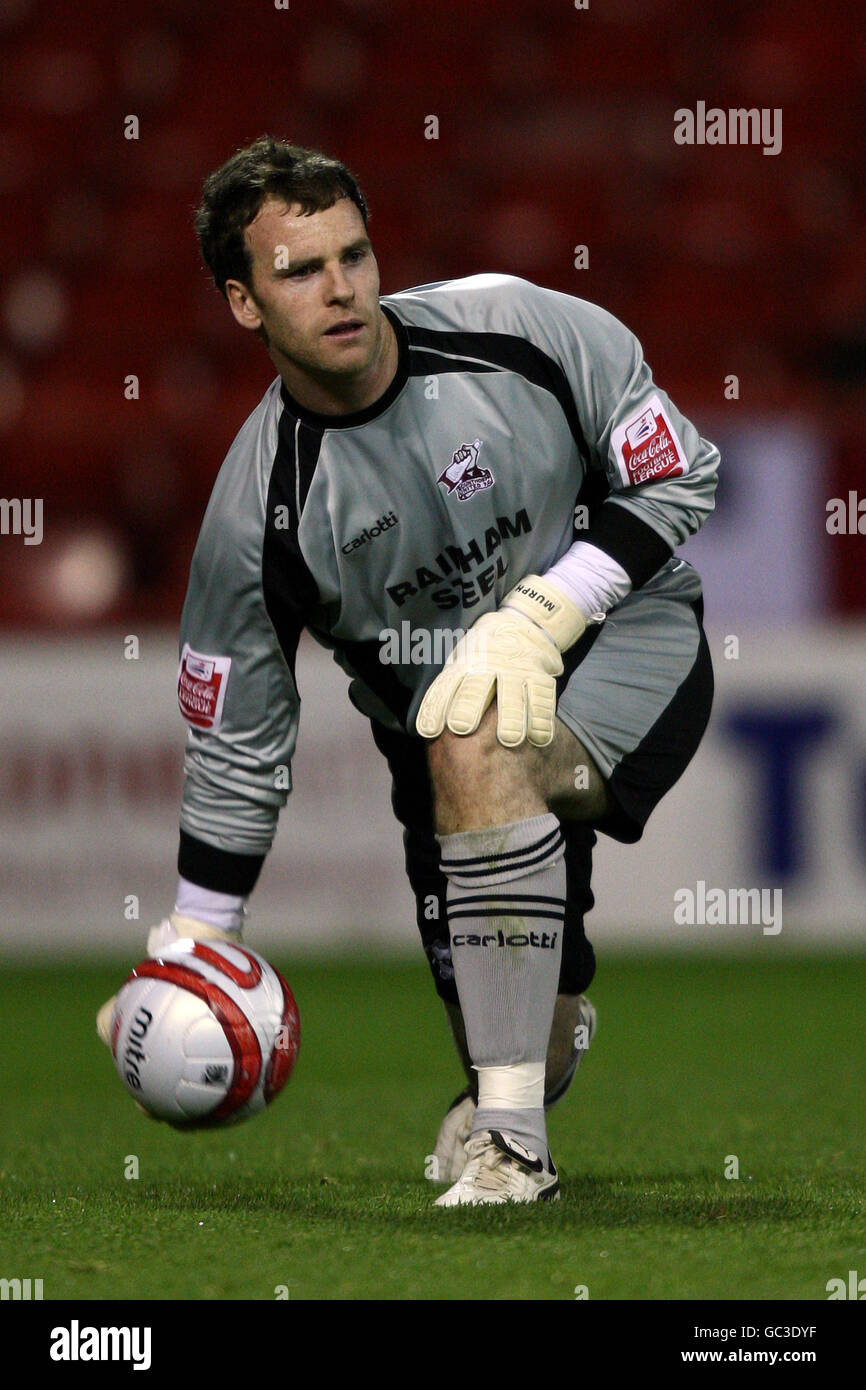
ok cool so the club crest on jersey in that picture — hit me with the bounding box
[612,394,689,488]
[437,439,494,500]
[177,643,231,731]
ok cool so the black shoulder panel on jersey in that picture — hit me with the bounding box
[402,324,591,466]
[178,828,265,896]
[584,501,673,589]
[262,407,323,677]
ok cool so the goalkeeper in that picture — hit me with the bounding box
[99,137,717,1205]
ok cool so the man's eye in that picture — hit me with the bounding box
[291,265,314,278]
[345,249,366,263]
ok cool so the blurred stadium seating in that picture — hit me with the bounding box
[0,0,863,627]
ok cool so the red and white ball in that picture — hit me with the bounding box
[110,938,300,1127]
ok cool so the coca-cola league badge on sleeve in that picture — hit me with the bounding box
[612,394,689,488]
[177,644,232,731]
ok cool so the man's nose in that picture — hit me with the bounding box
[325,263,354,300]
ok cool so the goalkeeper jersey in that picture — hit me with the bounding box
[176,272,719,893]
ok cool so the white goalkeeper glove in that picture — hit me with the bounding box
[416,574,589,749]
[95,914,241,1048]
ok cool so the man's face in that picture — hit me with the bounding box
[226,196,383,382]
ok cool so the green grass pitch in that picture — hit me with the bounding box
[1,953,864,1301]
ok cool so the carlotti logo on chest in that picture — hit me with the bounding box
[437,439,494,500]
[341,511,399,555]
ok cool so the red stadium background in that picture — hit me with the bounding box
[1,0,863,628]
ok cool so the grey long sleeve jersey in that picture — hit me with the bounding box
[175,273,719,895]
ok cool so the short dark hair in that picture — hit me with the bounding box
[194,136,370,297]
